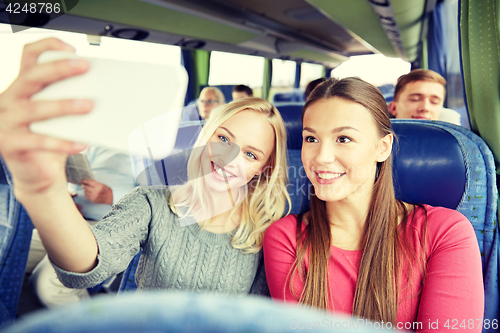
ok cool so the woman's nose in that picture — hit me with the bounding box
[315,142,336,165]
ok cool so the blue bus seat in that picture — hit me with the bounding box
[272,89,305,103]
[376,83,395,103]
[118,250,141,292]
[274,102,304,150]
[3,291,380,333]
[273,103,311,215]
[286,149,311,215]
[180,103,201,122]
[134,122,203,187]
[0,158,34,328]
[391,120,499,327]
[153,149,191,186]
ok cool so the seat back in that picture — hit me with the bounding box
[0,158,34,328]
[3,291,383,333]
[286,149,311,215]
[181,103,201,122]
[133,123,203,187]
[118,250,141,292]
[377,83,395,102]
[391,120,499,325]
[272,89,305,103]
[274,102,304,150]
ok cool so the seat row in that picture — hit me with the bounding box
[1,112,498,328]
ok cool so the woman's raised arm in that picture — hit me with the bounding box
[0,38,99,273]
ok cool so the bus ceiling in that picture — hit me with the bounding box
[1,0,436,67]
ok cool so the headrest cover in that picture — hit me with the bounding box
[392,121,466,209]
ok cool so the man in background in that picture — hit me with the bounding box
[304,78,327,100]
[232,84,253,100]
[388,69,446,121]
[196,86,225,120]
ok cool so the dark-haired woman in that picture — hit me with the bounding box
[263,77,483,331]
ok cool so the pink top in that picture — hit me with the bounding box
[263,205,484,332]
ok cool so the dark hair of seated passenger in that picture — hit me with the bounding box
[304,78,328,99]
[232,84,253,96]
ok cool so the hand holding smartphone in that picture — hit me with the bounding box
[31,51,188,159]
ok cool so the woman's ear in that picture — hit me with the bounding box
[376,133,393,162]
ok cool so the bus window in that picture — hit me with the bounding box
[0,23,181,94]
[208,51,264,98]
[269,59,296,102]
[299,62,324,89]
[331,54,410,87]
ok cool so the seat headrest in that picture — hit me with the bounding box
[274,103,304,150]
[273,90,305,103]
[154,149,191,186]
[170,124,203,155]
[181,103,201,122]
[152,123,203,186]
[392,120,466,209]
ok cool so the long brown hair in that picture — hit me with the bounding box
[291,77,427,323]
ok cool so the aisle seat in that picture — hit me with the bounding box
[0,158,34,328]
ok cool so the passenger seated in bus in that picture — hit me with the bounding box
[388,69,445,120]
[195,86,225,120]
[263,78,483,330]
[232,84,253,100]
[304,77,327,100]
[27,144,136,307]
[0,38,290,297]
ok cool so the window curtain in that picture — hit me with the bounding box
[460,0,500,169]
[460,0,500,326]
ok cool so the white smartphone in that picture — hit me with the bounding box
[30,51,188,159]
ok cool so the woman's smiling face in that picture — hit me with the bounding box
[301,97,392,203]
[201,110,275,193]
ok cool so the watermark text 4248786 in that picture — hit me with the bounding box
[5,2,62,14]
[0,1,80,33]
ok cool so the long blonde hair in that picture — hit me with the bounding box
[170,98,291,253]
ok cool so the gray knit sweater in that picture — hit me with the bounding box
[53,187,269,296]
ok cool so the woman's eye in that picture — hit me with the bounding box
[304,136,318,143]
[245,152,257,160]
[218,135,229,143]
[337,136,351,144]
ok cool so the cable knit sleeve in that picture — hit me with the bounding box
[52,187,167,289]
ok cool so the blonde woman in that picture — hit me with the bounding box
[0,38,290,295]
